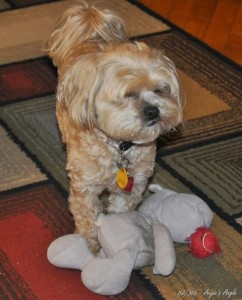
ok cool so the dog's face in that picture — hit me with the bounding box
[57,42,182,144]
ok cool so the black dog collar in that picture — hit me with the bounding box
[119,141,135,152]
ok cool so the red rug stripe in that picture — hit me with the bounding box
[1,211,105,300]
[0,184,158,299]
[0,58,57,103]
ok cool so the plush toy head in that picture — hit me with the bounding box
[139,184,214,243]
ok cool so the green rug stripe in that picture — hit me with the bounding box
[0,95,68,190]
[160,136,242,216]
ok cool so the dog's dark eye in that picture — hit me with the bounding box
[125,92,138,98]
[154,85,170,96]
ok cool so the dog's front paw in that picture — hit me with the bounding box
[74,228,101,256]
[87,237,101,256]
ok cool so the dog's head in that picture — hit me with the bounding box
[57,42,183,144]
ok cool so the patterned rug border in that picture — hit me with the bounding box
[0,251,38,300]
[158,131,242,157]
[0,182,72,232]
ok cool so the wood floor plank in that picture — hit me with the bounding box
[184,0,217,39]
[139,0,174,18]
[224,2,242,64]
[139,0,242,65]
[230,1,242,34]
[167,0,197,28]
[202,0,241,50]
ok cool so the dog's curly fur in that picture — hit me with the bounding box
[47,0,183,254]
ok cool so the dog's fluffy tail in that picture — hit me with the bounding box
[46,0,128,67]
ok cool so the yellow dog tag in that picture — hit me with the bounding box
[116,168,128,189]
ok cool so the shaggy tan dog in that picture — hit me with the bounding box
[47,1,183,254]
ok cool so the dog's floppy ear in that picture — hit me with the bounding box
[57,55,100,129]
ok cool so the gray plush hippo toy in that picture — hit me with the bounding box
[47,184,220,295]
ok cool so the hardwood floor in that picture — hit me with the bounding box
[139,0,242,65]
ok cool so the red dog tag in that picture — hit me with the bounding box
[125,176,134,192]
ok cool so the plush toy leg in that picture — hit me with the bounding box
[47,234,94,270]
[152,222,176,276]
[81,246,138,295]
[148,184,163,192]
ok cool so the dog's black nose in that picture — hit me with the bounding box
[143,105,160,121]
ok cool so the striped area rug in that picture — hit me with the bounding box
[0,1,241,299]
